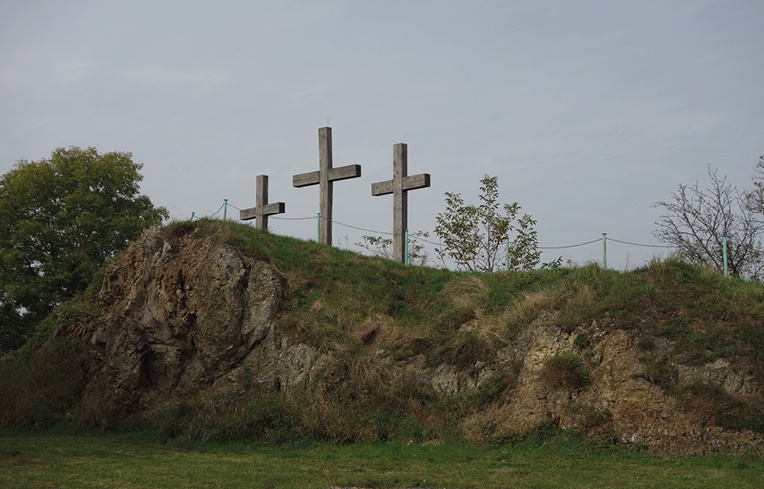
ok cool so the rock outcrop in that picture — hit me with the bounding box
[80,228,317,418]
[463,323,764,456]
[75,225,763,456]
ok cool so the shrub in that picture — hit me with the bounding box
[573,333,588,349]
[541,353,591,390]
[0,335,90,428]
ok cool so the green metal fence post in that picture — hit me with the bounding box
[316,213,321,243]
[602,233,607,269]
[189,211,195,221]
[506,238,510,272]
[405,229,410,266]
[722,236,729,277]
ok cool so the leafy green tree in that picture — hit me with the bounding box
[0,147,168,350]
[434,175,557,272]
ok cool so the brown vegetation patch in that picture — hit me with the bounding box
[540,353,591,390]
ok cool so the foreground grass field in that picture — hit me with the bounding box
[1,430,762,489]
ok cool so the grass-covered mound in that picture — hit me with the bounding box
[2,219,764,451]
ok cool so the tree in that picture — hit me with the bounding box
[746,155,764,215]
[653,165,764,280]
[434,175,555,272]
[0,147,168,350]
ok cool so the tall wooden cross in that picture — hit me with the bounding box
[371,143,431,263]
[293,127,362,246]
[239,175,285,230]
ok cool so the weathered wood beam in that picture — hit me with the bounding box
[370,143,431,263]
[292,127,362,246]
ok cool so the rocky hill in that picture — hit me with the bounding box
[2,220,763,456]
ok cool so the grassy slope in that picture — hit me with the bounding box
[204,219,764,440]
[2,218,764,442]
[213,218,764,371]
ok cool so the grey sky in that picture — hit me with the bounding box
[2,0,762,269]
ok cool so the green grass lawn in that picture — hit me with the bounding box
[1,430,762,489]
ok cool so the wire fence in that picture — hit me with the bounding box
[188,199,688,271]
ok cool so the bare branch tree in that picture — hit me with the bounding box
[745,155,764,215]
[653,165,764,280]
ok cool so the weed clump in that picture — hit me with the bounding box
[541,353,591,390]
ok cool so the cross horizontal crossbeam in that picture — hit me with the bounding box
[239,175,285,230]
[292,127,362,246]
[371,143,431,263]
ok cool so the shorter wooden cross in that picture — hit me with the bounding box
[239,175,285,230]
[293,127,362,246]
[371,143,431,263]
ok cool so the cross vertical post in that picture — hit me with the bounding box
[371,143,431,263]
[293,127,362,246]
[239,175,286,230]
[319,127,332,244]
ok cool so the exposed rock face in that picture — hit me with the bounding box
[81,228,317,418]
[77,226,763,456]
[462,321,764,456]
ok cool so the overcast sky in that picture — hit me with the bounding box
[2,0,762,270]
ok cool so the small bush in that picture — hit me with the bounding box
[148,389,303,445]
[436,330,496,369]
[0,335,90,429]
[573,333,588,349]
[488,421,562,448]
[541,353,591,390]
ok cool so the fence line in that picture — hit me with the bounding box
[192,200,677,247]
[331,218,395,236]
[538,239,602,250]
[272,216,316,221]
[189,200,691,269]
[607,238,675,249]
[206,202,226,219]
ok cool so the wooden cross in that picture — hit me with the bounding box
[292,127,362,246]
[239,175,285,230]
[371,143,431,263]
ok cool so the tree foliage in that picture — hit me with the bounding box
[434,175,555,272]
[0,147,168,350]
[653,165,764,280]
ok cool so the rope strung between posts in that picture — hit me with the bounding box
[607,238,676,249]
[332,218,395,236]
[538,239,602,250]
[194,200,677,250]
[271,216,317,221]
[206,202,226,219]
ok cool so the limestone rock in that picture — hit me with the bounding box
[80,228,316,418]
[464,322,764,456]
